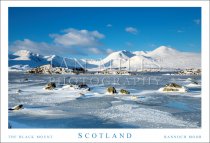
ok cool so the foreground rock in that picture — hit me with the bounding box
[45,82,56,90]
[9,104,23,111]
[16,89,22,94]
[107,87,117,94]
[27,64,74,74]
[62,83,90,91]
[120,89,130,94]
[74,83,90,91]
[78,83,90,91]
[186,81,201,88]
[159,83,187,93]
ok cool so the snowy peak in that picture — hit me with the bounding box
[150,46,178,53]
[147,46,179,57]
[13,50,32,57]
[9,50,48,68]
[120,50,135,58]
[101,50,129,65]
[107,50,134,59]
[9,46,201,71]
[154,46,174,52]
[102,50,134,64]
[12,50,44,61]
[133,51,146,56]
[13,50,33,60]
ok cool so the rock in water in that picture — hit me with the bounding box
[166,83,182,88]
[120,89,130,94]
[192,81,199,85]
[107,87,117,94]
[78,83,88,88]
[24,78,28,81]
[9,104,23,111]
[16,89,22,94]
[78,83,90,91]
[159,83,187,92]
[45,82,56,90]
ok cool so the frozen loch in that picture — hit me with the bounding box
[8,72,201,128]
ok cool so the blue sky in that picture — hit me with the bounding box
[9,7,201,58]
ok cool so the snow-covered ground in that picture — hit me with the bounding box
[8,72,201,128]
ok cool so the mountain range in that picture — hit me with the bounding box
[9,46,201,71]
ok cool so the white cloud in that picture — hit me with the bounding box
[125,27,138,35]
[10,39,56,55]
[50,28,105,47]
[106,24,112,27]
[10,39,109,57]
[193,19,200,25]
[10,28,111,57]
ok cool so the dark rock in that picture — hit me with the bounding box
[120,89,130,94]
[192,81,199,85]
[107,87,117,94]
[78,83,90,91]
[45,82,56,90]
[165,83,182,88]
[9,104,23,111]
[78,83,88,88]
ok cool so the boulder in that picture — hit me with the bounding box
[16,89,22,94]
[9,104,23,111]
[78,83,90,91]
[192,81,198,85]
[107,87,117,94]
[163,87,179,92]
[165,83,182,88]
[78,83,88,88]
[45,82,56,90]
[120,89,130,94]
[23,78,28,81]
[159,83,187,92]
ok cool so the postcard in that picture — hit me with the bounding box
[1,0,209,142]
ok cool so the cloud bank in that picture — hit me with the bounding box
[50,28,105,47]
[10,28,111,57]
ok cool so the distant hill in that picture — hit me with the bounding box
[9,46,201,71]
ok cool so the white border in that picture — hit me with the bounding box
[1,1,209,142]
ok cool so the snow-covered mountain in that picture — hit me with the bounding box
[144,46,201,70]
[9,50,48,68]
[9,46,201,71]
